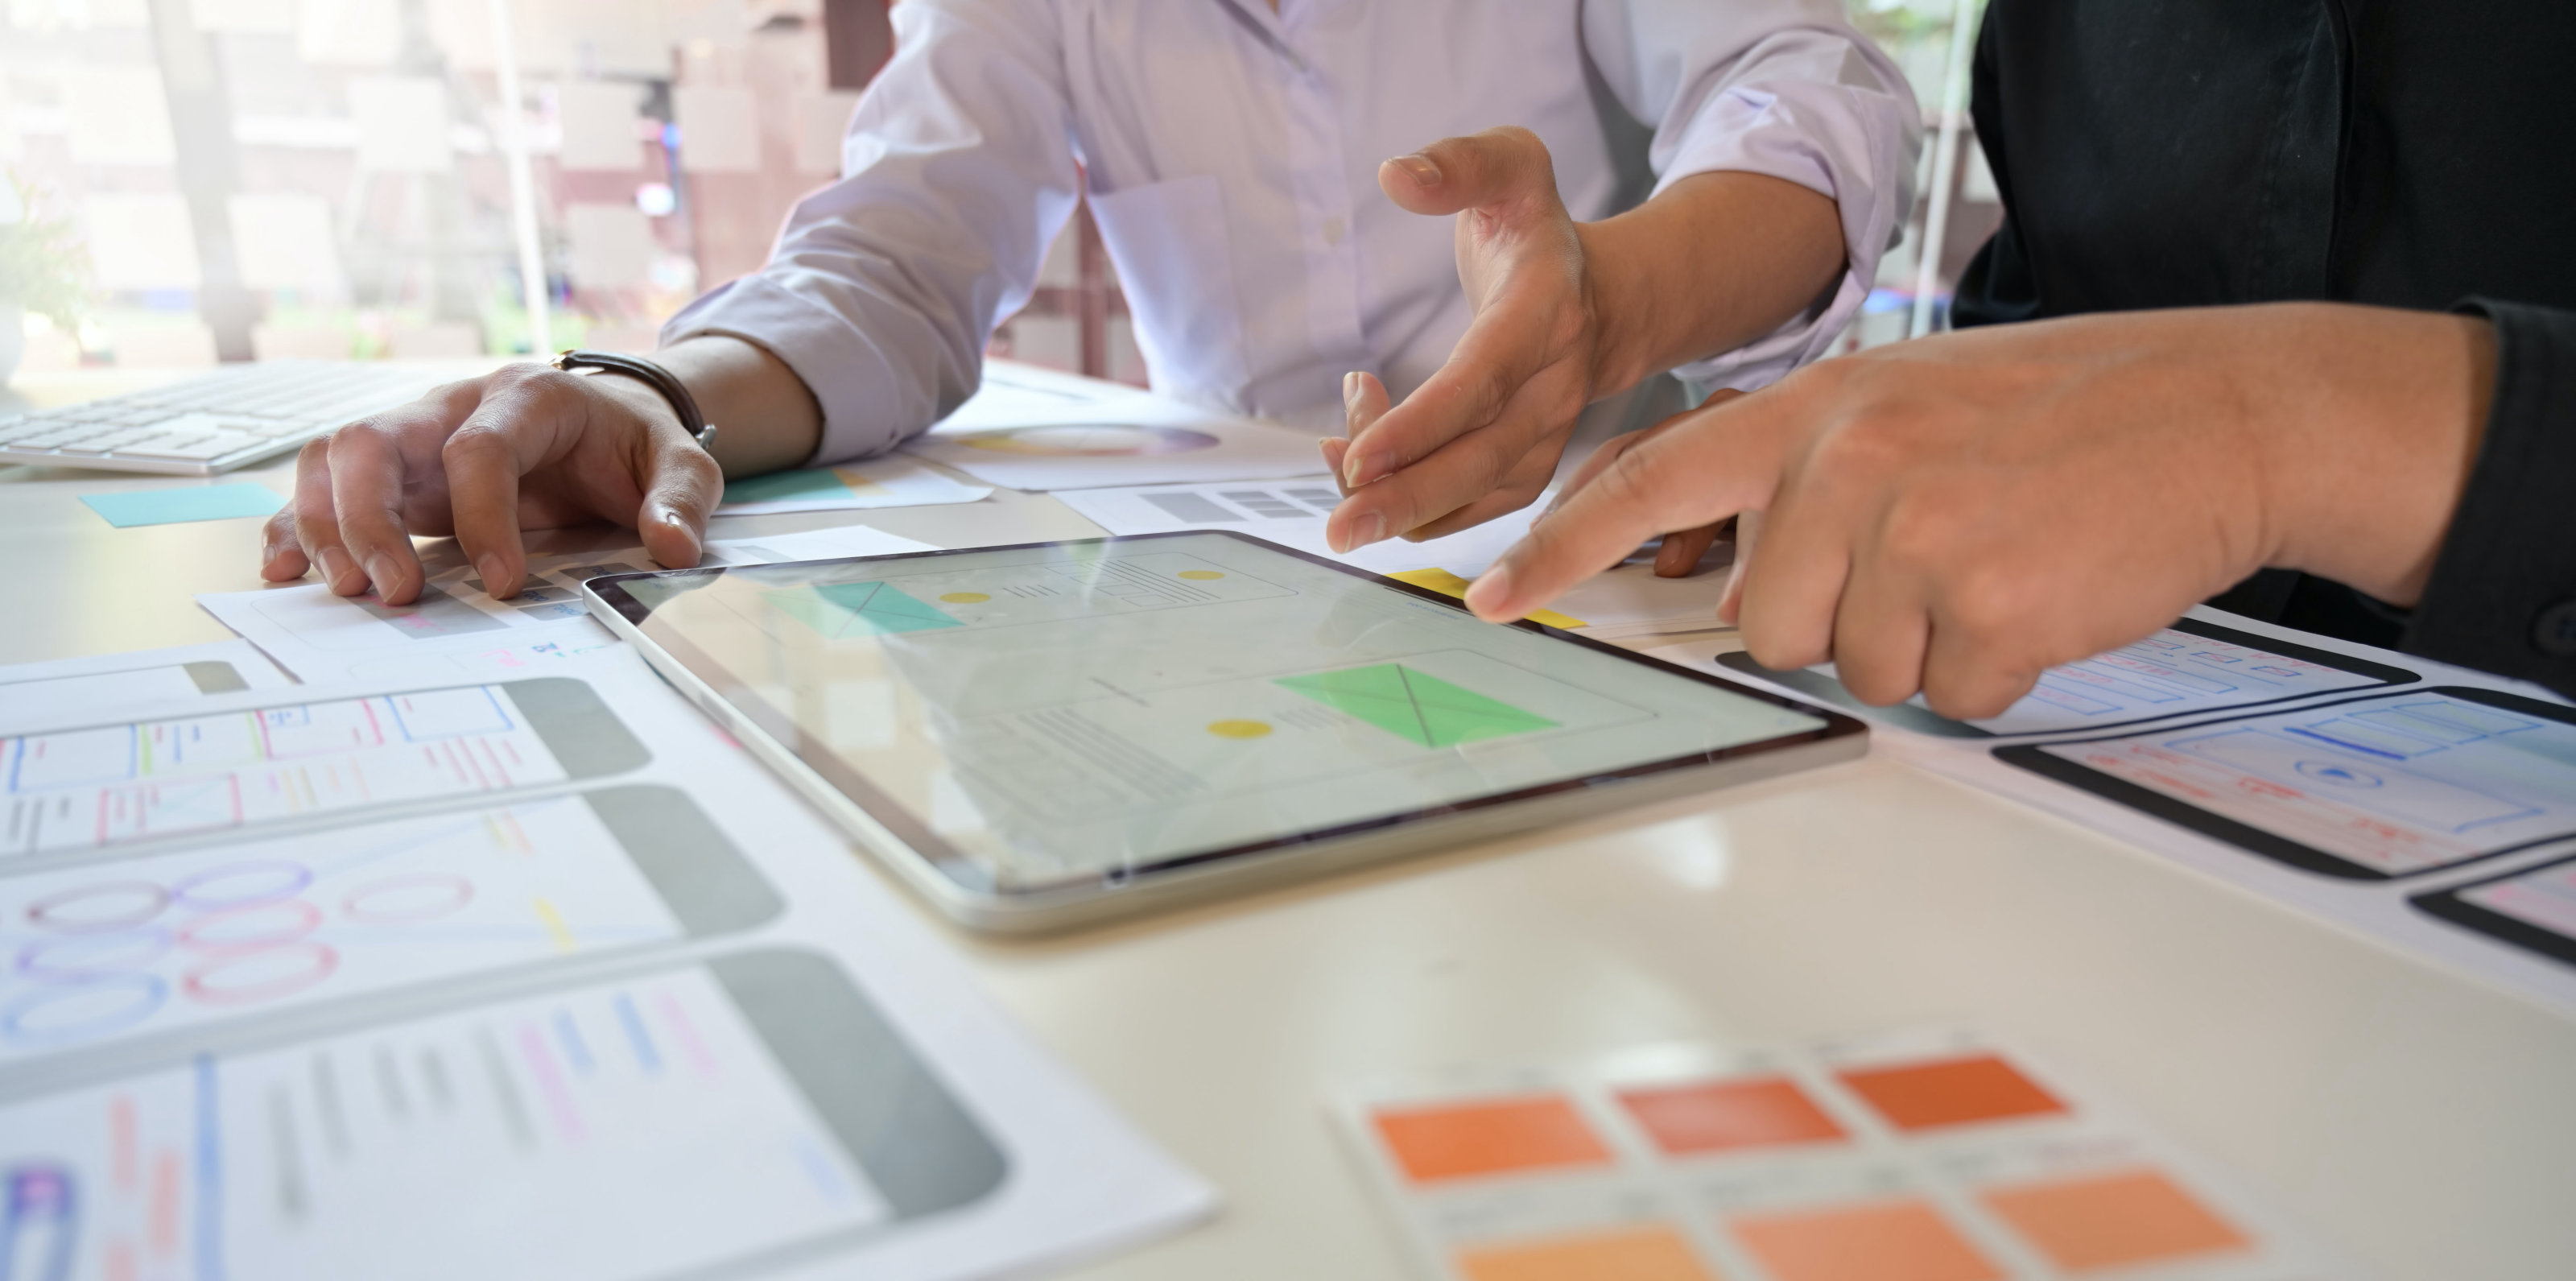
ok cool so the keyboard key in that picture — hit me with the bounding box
[133,412,225,436]
[56,428,165,454]
[0,426,98,450]
[115,430,266,461]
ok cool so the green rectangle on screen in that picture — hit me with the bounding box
[1275,663,1555,747]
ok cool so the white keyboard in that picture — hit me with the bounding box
[0,361,456,476]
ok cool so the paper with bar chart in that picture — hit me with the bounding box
[611,532,1824,883]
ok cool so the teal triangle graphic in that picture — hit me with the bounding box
[766,581,964,637]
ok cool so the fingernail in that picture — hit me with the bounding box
[1342,372,1360,412]
[1344,448,1383,488]
[317,546,357,591]
[1349,510,1386,549]
[1389,154,1440,187]
[260,537,277,564]
[476,553,507,595]
[365,552,402,594]
[1466,562,1513,616]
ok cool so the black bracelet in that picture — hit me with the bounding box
[551,349,719,454]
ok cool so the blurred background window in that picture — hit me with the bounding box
[0,0,1988,380]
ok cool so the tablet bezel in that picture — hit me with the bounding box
[583,531,1865,929]
[2410,853,2576,969]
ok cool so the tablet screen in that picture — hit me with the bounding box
[591,533,1839,892]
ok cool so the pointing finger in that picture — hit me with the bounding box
[1466,391,1799,622]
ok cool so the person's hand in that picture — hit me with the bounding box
[258,362,722,605]
[1464,304,2496,717]
[1323,127,1594,553]
[1547,387,1746,576]
[1321,130,1847,558]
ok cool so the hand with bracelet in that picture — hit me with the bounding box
[257,336,823,605]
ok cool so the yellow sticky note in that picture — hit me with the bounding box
[1386,568,1587,629]
[828,467,894,498]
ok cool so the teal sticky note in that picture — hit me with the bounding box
[722,467,852,504]
[80,483,287,527]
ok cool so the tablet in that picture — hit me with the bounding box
[582,532,1863,931]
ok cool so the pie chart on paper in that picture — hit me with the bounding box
[951,424,1222,457]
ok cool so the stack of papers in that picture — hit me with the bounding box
[0,645,1215,1279]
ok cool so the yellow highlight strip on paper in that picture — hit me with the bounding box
[533,897,576,952]
[1386,568,1587,629]
[829,467,894,498]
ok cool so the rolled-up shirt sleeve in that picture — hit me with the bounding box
[2406,299,2576,696]
[659,0,1080,465]
[1585,0,1922,392]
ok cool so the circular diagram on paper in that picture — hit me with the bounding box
[951,424,1221,456]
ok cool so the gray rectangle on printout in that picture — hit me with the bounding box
[1142,493,1241,523]
[352,585,512,638]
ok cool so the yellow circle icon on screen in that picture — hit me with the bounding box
[1207,719,1273,738]
[1178,570,1225,581]
[939,592,991,603]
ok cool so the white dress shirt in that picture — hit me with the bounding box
[666,0,1920,465]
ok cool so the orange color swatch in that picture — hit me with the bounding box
[1833,1053,2067,1132]
[1981,1167,2251,1272]
[1731,1197,2002,1281]
[1371,1094,1613,1184]
[1616,1076,1847,1156]
[1457,1224,1719,1281]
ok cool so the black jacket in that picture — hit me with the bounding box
[1952,0,2576,696]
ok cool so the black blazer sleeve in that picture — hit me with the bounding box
[2405,298,2576,696]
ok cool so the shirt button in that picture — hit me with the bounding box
[2536,600,2576,656]
[1321,216,1347,246]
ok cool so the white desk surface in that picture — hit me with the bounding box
[4,370,2570,1280]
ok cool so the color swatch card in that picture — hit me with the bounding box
[1334,1030,2339,1281]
